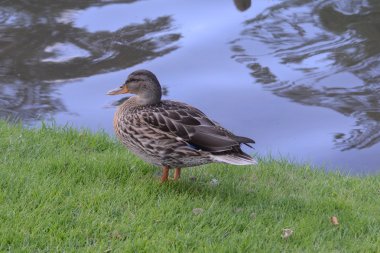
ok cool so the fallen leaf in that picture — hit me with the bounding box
[330,216,339,225]
[281,228,293,239]
[250,212,256,219]
[192,208,204,215]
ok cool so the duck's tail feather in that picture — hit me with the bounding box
[211,153,257,165]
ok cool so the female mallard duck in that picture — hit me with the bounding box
[107,70,256,182]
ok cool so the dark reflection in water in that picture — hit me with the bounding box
[0,0,180,122]
[231,0,380,151]
[233,0,251,12]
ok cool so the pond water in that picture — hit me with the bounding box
[1,0,380,174]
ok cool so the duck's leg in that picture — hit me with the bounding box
[174,168,181,181]
[161,166,169,183]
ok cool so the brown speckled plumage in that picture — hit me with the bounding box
[108,70,256,182]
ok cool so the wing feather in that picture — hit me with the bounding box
[134,100,254,152]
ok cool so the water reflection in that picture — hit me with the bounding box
[231,0,380,151]
[233,0,251,12]
[0,0,180,122]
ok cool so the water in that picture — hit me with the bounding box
[1,0,380,174]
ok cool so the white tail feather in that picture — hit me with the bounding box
[211,154,257,165]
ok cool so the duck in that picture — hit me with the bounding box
[107,70,256,182]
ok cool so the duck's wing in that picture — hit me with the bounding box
[139,100,255,152]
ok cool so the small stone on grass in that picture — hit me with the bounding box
[210,178,219,186]
[281,228,293,239]
[192,208,204,215]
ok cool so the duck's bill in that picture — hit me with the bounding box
[107,86,129,95]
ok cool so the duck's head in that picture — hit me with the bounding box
[107,69,162,105]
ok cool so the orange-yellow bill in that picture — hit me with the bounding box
[107,85,129,95]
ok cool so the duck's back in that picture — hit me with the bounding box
[114,98,255,167]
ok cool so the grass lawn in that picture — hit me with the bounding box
[1,120,380,252]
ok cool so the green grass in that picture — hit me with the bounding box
[1,120,380,252]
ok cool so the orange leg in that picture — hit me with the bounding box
[174,168,181,181]
[161,166,169,183]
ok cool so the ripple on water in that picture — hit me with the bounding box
[231,0,380,152]
[42,42,91,63]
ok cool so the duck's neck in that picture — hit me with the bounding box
[136,94,161,105]
[119,96,160,112]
